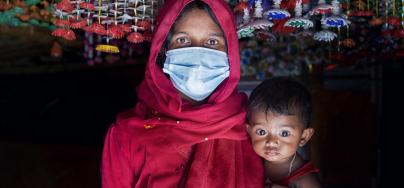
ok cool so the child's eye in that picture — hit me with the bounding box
[279,130,290,137]
[255,128,268,136]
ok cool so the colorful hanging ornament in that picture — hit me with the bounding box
[309,0,334,16]
[388,16,401,26]
[351,0,373,16]
[50,40,63,58]
[369,17,383,26]
[264,0,291,20]
[127,31,145,43]
[321,0,351,28]
[285,0,313,29]
[50,0,162,55]
[237,25,255,38]
[313,30,337,42]
[0,0,13,11]
[341,38,356,47]
[321,15,351,28]
[250,0,264,18]
[96,44,120,53]
[272,18,296,33]
[245,19,274,29]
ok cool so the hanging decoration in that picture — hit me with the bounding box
[313,30,338,42]
[284,0,313,29]
[234,0,352,41]
[51,0,162,53]
[264,0,291,20]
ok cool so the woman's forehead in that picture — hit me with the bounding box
[174,8,222,32]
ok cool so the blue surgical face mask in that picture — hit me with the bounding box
[162,47,230,101]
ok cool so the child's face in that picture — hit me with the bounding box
[247,110,314,164]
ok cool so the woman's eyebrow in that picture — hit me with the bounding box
[210,32,224,37]
[173,31,188,35]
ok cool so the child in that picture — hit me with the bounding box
[247,77,321,188]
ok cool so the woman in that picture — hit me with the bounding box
[101,0,264,187]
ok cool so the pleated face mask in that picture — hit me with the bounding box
[163,47,230,101]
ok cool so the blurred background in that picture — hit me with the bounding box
[1,0,402,187]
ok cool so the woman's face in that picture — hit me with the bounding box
[167,8,227,105]
[168,8,226,52]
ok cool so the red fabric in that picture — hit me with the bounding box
[275,161,320,186]
[101,0,264,187]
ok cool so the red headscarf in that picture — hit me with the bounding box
[102,0,264,187]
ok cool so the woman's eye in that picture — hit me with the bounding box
[206,39,219,46]
[279,130,290,137]
[255,129,267,136]
[176,37,190,44]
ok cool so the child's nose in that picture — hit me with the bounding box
[265,137,279,147]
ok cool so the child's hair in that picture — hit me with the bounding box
[247,77,312,127]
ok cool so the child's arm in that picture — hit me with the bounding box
[291,173,322,188]
[271,184,289,188]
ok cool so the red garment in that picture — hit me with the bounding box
[275,161,320,186]
[101,0,264,187]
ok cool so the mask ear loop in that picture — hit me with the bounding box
[156,47,167,68]
[288,152,297,176]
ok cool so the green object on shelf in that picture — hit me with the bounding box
[10,7,24,15]
[29,19,40,26]
[24,0,41,6]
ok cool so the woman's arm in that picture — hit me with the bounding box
[101,124,134,188]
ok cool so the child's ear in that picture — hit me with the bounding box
[299,128,314,147]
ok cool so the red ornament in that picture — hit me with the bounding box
[52,28,67,37]
[56,0,74,13]
[325,63,338,70]
[127,32,144,43]
[119,24,132,33]
[272,19,296,34]
[353,10,373,17]
[387,16,400,27]
[369,17,383,26]
[52,28,76,40]
[70,19,87,29]
[137,20,152,31]
[55,19,71,27]
[86,23,107,35]
[63,29,76,40]
[281,0,310,10]
[79,2,95,11]
[233,2,248,12]
[341,38,356,48]
[109,25,125,39]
